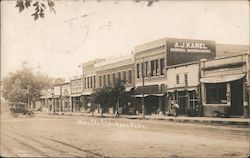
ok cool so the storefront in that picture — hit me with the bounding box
[200,54,249,117]
[71,94,82,112]
[168,88,199,116]
[135,84,166,114]
[166,62,200,116]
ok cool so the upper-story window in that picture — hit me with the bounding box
[155,59,159,76]
[93,76,96,89]
[99,76,102,87]
[112,73,116,86]
[128,70,132,84]
[150,61,155,76]
[160,58,165,75]
[107,74,111,86]
[84,77,86,89]
[118,72,121,81]
[87,77,90,89]
[136,63,140,78]
[141,63,144,78]
[176,74,180,84]
[103,75,106,87]
[145,61,148,77]
[90,76,93,89]
[123,71,126,84]
[184,73,188,86]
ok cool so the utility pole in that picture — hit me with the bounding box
[142,59,145,119]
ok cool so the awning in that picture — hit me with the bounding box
[200,74,245,83]
[40,95,52,99]
[168,88,197,93]
[134,94,149,98]
[71,94,82,97]
[82,92,92,95]
[134,94,164,98]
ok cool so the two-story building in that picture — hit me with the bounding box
[95,55,135,114]
[166,62,200,116]
[82,58,105,110]
[70,77,84,112]
[61,82,71,112]
[40,88,53,113]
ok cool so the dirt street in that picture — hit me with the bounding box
[0,110,249,157]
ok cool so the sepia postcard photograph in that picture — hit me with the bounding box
[0,0,249,157]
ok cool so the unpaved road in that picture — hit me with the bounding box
[0,110,249,157]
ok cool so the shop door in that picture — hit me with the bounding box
[231,79,243,116]
[178,96,187,115]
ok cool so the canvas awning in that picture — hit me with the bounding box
[134,94,149,98]
[200,74,245,83]
[40,95,52,99]
[168,88,197,93]
[71,94,82,97]
[82,92,92,96]
[134,94,164,98]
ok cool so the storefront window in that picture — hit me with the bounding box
[206,83,227,104]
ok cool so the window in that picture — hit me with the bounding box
[93,76,96,89]
[90,76,93,88]
[128,70,132,84]
[118,72,121,81]
[107,74,111,86]
[84,77,86,89]
[87,77,89,89]
[141,63,144,78]
[206,83,227,104]
[145,61,148,77]
[112,73,116,85]
[103,75,106,87]
[156,60,159,76]
[123,71,126,84]
[176,75,180,84]
[189,91,198,109]
[151,61,155,76]
[184,74,188,86]
[99,76,102,87]
[160,58,164,75]
[136,63,140,78]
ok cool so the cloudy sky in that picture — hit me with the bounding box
[1,0,249,81]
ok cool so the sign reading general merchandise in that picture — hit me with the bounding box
[167,38,215,54]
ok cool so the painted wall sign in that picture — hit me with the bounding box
[167,38,216,54]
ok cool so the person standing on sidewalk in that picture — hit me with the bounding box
[173,101,180,117]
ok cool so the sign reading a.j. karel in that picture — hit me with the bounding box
[167,39,215,53]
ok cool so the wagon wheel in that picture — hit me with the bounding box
[26,111,35,118]
[30,111,35,118]
[13,113,18,118]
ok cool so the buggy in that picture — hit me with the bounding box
[9,102,35,118]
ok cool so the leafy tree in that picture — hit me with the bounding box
[91,80,133,117]
[2,67,53,106]
[15,0,55,20]
[15,0,160,20]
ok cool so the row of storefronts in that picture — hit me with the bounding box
[39,37,250,117]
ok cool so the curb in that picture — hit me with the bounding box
[42,112,250,127]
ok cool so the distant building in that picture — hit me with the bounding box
[95,55,135,114]
[82,58,105,111]
[70,77,83,112]
[216,44,249,57]
[61,82,71,112]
